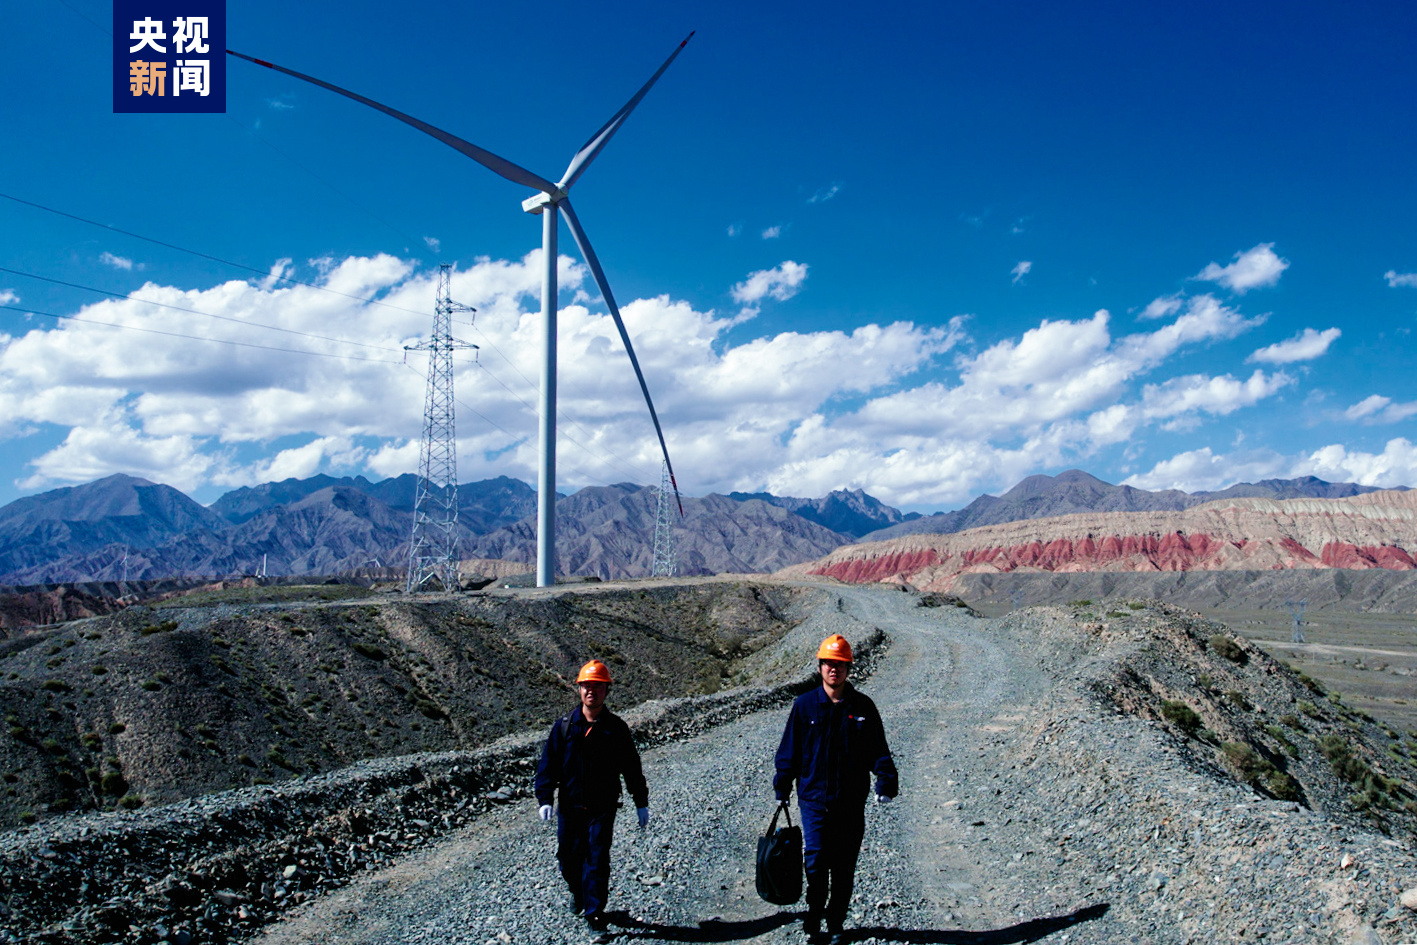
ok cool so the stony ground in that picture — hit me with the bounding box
[239,584,1417,945]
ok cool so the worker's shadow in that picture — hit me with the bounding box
[602,902,1109,943]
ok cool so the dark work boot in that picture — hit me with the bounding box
[803,910,821,939]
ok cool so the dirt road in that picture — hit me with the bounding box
[252,584,1414,945]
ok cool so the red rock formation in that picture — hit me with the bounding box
[789,489,1417,592]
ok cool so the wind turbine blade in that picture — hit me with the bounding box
[558,31,695,190]
[559,199,684,515]
[227,49,559,196]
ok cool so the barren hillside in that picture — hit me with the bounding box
[789,489,1417,591]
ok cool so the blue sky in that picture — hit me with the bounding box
[2,0,1416,513]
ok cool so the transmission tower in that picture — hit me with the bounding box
[405,264,477,593]
[1285,599,1307,644]
[651,460,677,577]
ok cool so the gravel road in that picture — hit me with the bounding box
[251,584,1417,945]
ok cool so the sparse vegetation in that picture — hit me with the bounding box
[40,680,70,693]
[1160,700,1202,734]
[352,642,387,661]
[138,620,179,636]
[1209,634,1247,664]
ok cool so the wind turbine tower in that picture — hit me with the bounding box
[229,33,690,588]
[405,264,477,593]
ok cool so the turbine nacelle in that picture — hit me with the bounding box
[521,190,566,215]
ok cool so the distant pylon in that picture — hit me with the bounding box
[651,460,677,577]
[1285,598,1307,644]
[405,264,477,594]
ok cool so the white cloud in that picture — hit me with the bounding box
[99,252,134,271]
[761,226,782,240]
[807,182,842,204]
[1247,326,1340,364]
[1122,447,1290,493]
[0,290,16,306]
[1126,438,1417,494]
[1141,369,1293,421]
[1385,270,1417,288]
[1010,261,1032,284]
[1343,394,1417,425]
[1193,242,1289,293]
[730,261,809,320]
[423,236,441,253]
[1138,294,1183,320]
[0,245,1339,511]
[726,223,741,238]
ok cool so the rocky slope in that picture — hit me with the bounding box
[1,584,1414,945]
[792,489,1417,592]
[0,581,803,830]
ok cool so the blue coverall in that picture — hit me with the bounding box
[535,706,648,919]
[774,683,898,931]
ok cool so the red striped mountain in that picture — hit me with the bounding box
[784,489,1417,593]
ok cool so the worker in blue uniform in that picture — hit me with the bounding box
[774,634,898,945]
[535,659,649,933]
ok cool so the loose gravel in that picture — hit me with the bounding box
[6,582,1416,945]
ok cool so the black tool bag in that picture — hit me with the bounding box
[755,801,802,905]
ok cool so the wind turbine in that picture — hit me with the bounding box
[227,34,691,587]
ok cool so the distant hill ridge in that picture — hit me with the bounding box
[788,487,1417,592]
[0,469,1403,584]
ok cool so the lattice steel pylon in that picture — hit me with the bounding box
[1285,598,1307,644]
[405,265,477,594]
[651,460,677,577]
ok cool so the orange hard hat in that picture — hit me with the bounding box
[816,634,853,663]
[576,659,612,684]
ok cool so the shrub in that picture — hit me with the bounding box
[117,794,144,809]
[5,725,25,738]
[1160,700,1202,734]
[266,748,300,772]
[237,753,255,767]
[1297,701,1322,720]
[1196,673,1215,690]
[81,733,102,750]
[40,680,70,693]
[1296,673,1324,694]
[100,772,128,796]
[1106,610,1128,618]
[352,642,387,661]
[1265,770,1301,801]
[1264,724,1301,759]
[40,738,65,755]
[140,680,162,692]
[1209,634,1247,664]
[107,722,126,735]
[1280,713,1306,731]
[1225,690,1252,711]
[17,812,35,825]
[90,665,107,676]
[139,621,179,636]
[1128,602,1146,610]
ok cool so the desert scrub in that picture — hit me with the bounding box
[100,772,128,796]
[1318,735,1402,811]
[1225,690,1252,710]
[352,642,387,661]
[1221,741,1300,800]
[40,680,71,693]
[1209,634,1247,664]
[1280,713,1306,731]
[117,794,144,809]
[1265,724,1301,759]
[140,680,162,692]
[138,620,179,636]
[1297,700,1323,720]
[1160,700,1202,735]
[91,665,107,676]
[1296,672,1324,694]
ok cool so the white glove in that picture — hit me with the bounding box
[875,794,893,805]
[538,804,553,821]
[636,807,650,828]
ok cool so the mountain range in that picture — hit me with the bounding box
[0,469,1403,585]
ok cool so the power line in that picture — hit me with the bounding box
[0,191,430,319]
[0,265,399,353]
[1,303,402,363]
